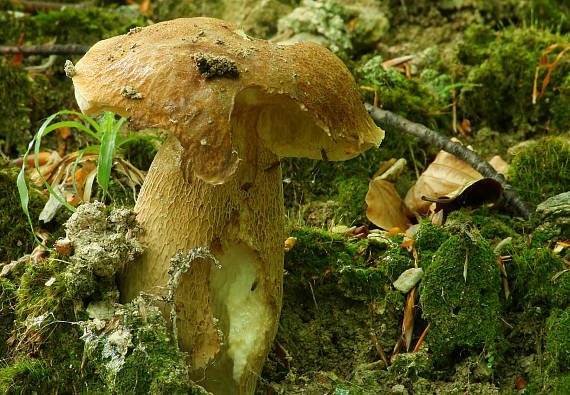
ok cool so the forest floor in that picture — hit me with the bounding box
[0,0,569,394]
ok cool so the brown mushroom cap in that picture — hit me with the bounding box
[72,17,384,183]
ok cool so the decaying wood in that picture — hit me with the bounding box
[365,104,534,219]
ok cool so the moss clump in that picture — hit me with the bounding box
[262,227,406,388]
[285,226,417,300]
[356,55,445,126]
[420,232,503,365]
[545,307,570,374]
[446,208,524,245]
[0,256,102,394]
[413,221,451,263]
[377,243,415,283]
[456,25,570,134]
[332,176,370,225]
[507,137,570,207]
[0,278,17,356]
[508,246,569,309]
[388,350,433,381]
[286,227,393,300]
[0,356,51,393]
[84,297,202,394]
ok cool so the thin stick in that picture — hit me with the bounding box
[413,323,430,352]
[365,104,534,219]
[369,331,389,369]
[0,44,90,55]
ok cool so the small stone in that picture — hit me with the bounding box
[535,192,570,241]
[393,267,424,293]
[536,192,570,217]
[331,225,351,234]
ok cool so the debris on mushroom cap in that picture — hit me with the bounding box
[72,17,384,184]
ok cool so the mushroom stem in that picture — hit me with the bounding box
[120,135,284,394]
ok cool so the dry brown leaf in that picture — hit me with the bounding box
[405,150,483,214]
[402,287,416,351]
[366,179,412,230]
[405,148,504,216]
[488,155,509,175]
[426,178,503,215]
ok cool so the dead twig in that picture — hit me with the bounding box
[369,330,389,369]
[365,104,534,219]
[412,323,430,352]
[0,44,90,56]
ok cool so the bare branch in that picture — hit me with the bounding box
[0,44,89,55]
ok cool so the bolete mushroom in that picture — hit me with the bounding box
[71,17,383,394]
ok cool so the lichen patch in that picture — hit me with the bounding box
[120,86,143,99]
[64,60,76,78]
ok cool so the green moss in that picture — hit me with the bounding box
[420,233,503,365]
[508,246,569,309]
[120,135,159,172]
[356,56,445,126]
[264,227,406,387]
[377,244,414,282]
[456,25,570,134]
[0,64,34,155]
[545,307,570,373]
[285,226,412,300]
[15,259,69,321]
[1,7,145,46]
[0,356,51,394]
[85,297,199,394]
[507,137,570,207]
[388,351,433,381]
[332,176,369,225]
[0,278,17,357]
[413,221,451,263]
[150,0,198,22]
[447,208,522,244]
[0,165,46,263]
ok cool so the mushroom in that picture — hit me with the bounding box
[71,18,383,394]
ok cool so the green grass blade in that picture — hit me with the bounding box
[97,112,120,198]
[33,119,77,213]
[17,112,62,247]
[56,110,103,138]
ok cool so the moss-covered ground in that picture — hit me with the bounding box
[1,0,569,393]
